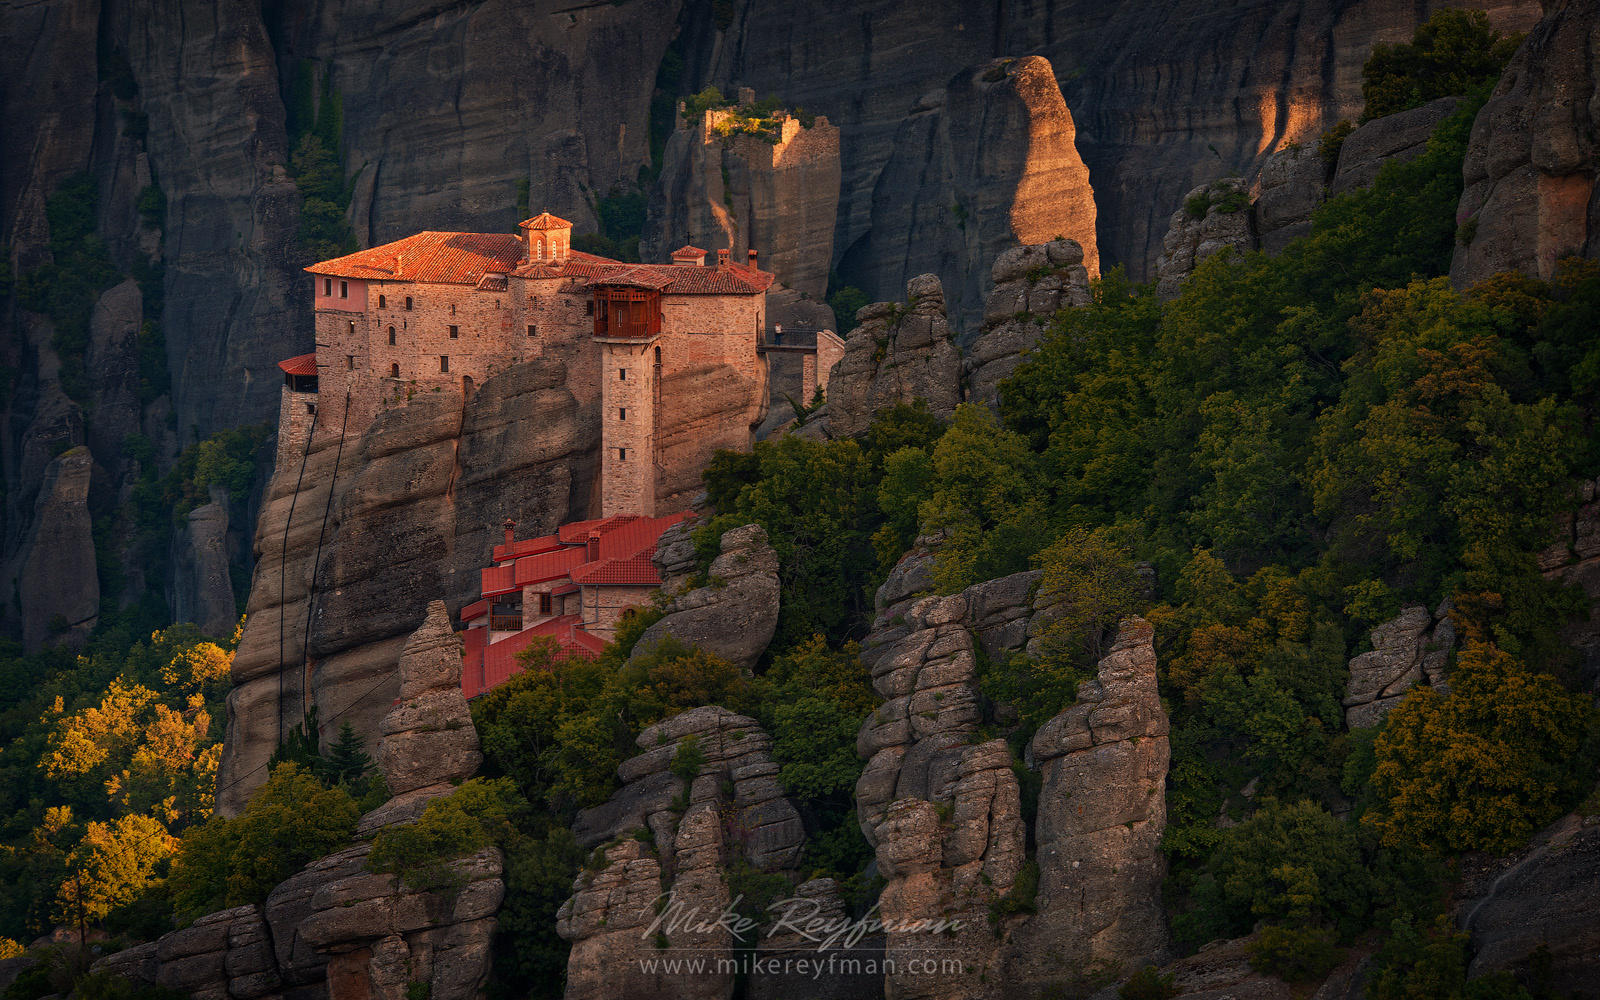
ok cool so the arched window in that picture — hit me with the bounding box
[390,363,400,378]
[378,294,386,309]
[388,326,396,345]
[535,235,547,260]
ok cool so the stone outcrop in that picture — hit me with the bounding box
[645,99,841,300]
[634,523,780,672]
[1452,0,1600,288]
[95,845,504,1000]
[1154,178,1255,300]
[17,447,98,650]
[375,601,482,800]
[218,359,593,814]
[1252,142,1331,254]
[1331,96,1461,195]
[964,240,1092,409]
[838,55,1097,329]
[823,275,963,439]
[559,706,804,1000]
[1343,603,1454,729]
[1458,812,1600,997]
[856,544,1171,998]
[1009,619,1170,985]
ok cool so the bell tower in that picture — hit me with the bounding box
[518,211,573,264]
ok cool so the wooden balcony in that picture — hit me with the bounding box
[489,614,523,632]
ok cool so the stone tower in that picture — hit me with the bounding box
[592,283,664,517]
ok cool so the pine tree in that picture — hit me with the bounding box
[323,723,372,787]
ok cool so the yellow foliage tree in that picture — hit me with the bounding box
[1365,642,1594,854]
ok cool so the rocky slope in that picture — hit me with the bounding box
[1451,0,1599,287]
[95,608,501,1000]
[634,523,780,672]
[855,544,1169,998]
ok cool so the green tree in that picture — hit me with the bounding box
[322,723,373,787]
[1361,11,1522,121]
[167,763,358,921]
[920,404,1044,592]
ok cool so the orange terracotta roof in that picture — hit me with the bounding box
[671,245,708,257]
[519,212,573,230]
[557,516,635,544]
[594,261,773,295]
[278,353,317,376]
[306,232,525,285]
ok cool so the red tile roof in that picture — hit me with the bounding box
[570,550,661,587]
[671,245,708,257]
[306,232,525,285]
[556,516,635,544]
[481,564,517,597]
[513,254,772,295]
[279,353,317,376]
[520,212,573,231]
[492,533,565,563]
[515,546,587,586]
[461,598,488,623]
[460,616,601,699]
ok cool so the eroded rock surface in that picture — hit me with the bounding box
[1011,619,1170,985]
[1343,603,1455,729]
[1452,0,1600,287]
[965,240,1092,409]
[1154,178,1255,300]
[17,447,98,650]
[219,359,593,814]
[635,523,780,672]
[560,706,804,1000]
[375,600,482,799]
[824,275,963,439]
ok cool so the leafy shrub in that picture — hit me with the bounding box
[1318,120,1355,169]
[1247,924,1342,983]
[1362,10,1522,121]
[669,736,705,781]
[1119,965,1178,1000]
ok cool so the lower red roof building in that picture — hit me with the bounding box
[459,511,693,699]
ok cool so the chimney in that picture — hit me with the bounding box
[503,519,516,546]
[747,249,758,267]
[717,248,730,266]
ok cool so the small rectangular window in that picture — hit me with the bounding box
[405,296,413,310]
[440,356,450,373]
[619,368,627,381]
[527,324,537,337]
[347,355,355,370]
[586,301,595,315]
[323,278,332,296]
[619,407,626,421]
[619,447,627,461]
[539,593,552,615]
[449,304,456,316]
[339,281,348,298]
[378,294,386,308]
[448,325,459,339]
[348,320,356,335]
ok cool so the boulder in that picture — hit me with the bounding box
[824,275,964,439]
[1154,178,1255,300]
[1331,96,1460,194]
[1343,603,1454,729]
[634,524,780,672]
[965,241,1092,409]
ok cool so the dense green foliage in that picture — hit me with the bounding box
[1361,11,1522,121]
[285,62,357,265]
[167,763,359,922]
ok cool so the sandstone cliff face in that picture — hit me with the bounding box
[714,0,1540,285]
[559,706,805,1000]
[1343,603,1454,729]
[964,240,1091,410]
[635,523,780,672]
[1452,0,1600,288]
[854,546,1169,998]
[837,55,1097,330]
[218,360,594,814]
[169,487,241,642]
[17,448,98,650]
[645,105,841,301]
[823,275,962,440]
